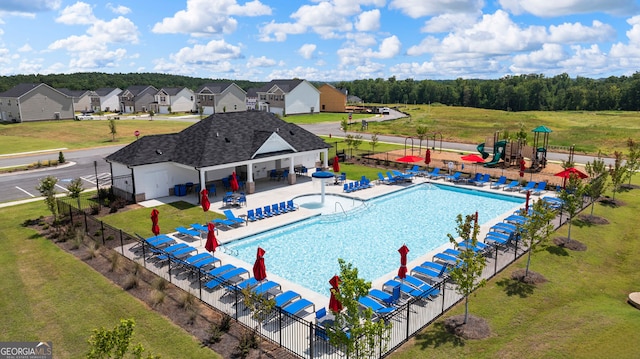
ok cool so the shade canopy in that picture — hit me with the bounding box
[397,155,424,163]
[253,247,267,281]
[329,275,343,313]
[150,209,160,236]
[312,171,335,179]
[200,189,210,212]
[205,222,218,253]
[397,244,409,279]
[532,125,553,133]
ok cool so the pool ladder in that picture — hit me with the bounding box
[220,246,239,256]
[335,202,346,216]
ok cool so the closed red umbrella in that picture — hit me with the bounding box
[329,275,343,313]
[425,149,431,166]
[333,155,340,172]
[397,244,409,279]
[252,247,267,281]
[205,222,218,253]
[525,190,531,212]
[230,172,239,192]
[200,188,210,212]
[519,159,526,178]
[150,209,160,236]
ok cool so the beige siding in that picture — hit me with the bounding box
[20,86,74,121]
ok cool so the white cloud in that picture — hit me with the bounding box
[259,21,307,42]
[548,20,616,43]
[55,2,97,25]
[498,0,639,17]
[152,0,271,36]
[421,13,480,33]
[298,44,316,59]
[609,16,640,61]
[246,55,276,67]
[355,9,380,32]
[106,3,131,15]
[49,16,138,52]
[365,35,401,59]
[510,43,567,71]
[17,43,32,52]
[406,36,441,56]
[166,40,243,70]
[389,0,483,18]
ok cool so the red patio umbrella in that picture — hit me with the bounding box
[333,155,340,173]
[252,247,267,281]
[461,154,485,173]
[554,167,588,188]
[397,244,409,279]
[397,155,424,163]
[329,275,343,313]
[150,209,160,236]
[230,172,239,192]
[519,158,526,178]
[200,188,210,212]
[205,222,218,253]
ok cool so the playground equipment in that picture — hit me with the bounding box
[529,125,552,171]
[477,132,523,168]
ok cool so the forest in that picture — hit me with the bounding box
[2,71,640,112]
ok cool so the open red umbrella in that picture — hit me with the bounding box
[205,222,218,253]
[519,158,526,178]
[230,172,239,192]
[329,275,343,313]
[252,247,267,281]
[397,155,424,163]
[200,188,210,212]
[150,209,160,236]
[333,155,340,173]
[555,167,588,188]
[461,154,485,173]
[397,244,409,279]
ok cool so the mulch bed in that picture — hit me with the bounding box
[578,214,609,225]
[553,237,587,251]
[31,218,296,359]
[443,314,491,340]
[510,268,547,285]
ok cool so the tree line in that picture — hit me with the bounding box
[3,71,640,112]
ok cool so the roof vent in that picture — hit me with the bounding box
[225,137,230,143]
[289,130,294,135]
[276,128,279,132]
[216,132,219,137]
[156,149,163,155]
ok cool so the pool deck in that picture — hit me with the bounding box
[133,172,548,316]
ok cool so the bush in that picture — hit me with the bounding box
[151,291,166,307]
[58,151,65,164]
[235,331,258,358]
[219,314,232,332]
[179,292,197,311]
[152,277,168,292]
[90,203,101,215]
[123,273,139,290]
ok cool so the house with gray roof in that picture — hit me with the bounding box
[256,79,320,116]
[119,85,157,113]
[58,88,93,114]
[0,83,74,122]
[153,87,196,114]
[90,87,122,112]
[106,111,331,202]
[195,82,246,115]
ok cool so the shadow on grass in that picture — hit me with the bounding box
[496,278,535,298]
[573,217,594,228]
[414,322,465,350]
[546,245,569,257]
[167,201,197,210]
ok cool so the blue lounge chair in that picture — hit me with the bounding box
[378,172,395,185]
[490,175,507,189]
[279,202,288,213]
[503,180,520,191]
[473,173,491,186]
[433,252,459,265]
[212,218,237,228]
[156,245,197,261]
[283,298,315,317]
[410,266,444,282]
[343,183,352,193]
[255,207,266,219]
[286,200,298,211]
[223,210,245,225]
[519,181,536,193]
[274,290,302,308]
[492,222,517,233]
[465,173,483,185]
[190,223,210,233]
[207,264,237,277]
[246,209,257,222]
[504,214,527,225]
[263,205,273,217]
[204,267,249,289]
[532,181,547,195]
[190,254,220,270]
[382,279,423,298]
[420,261,451,275]
[151,243,189,258]
[175,226,200,238]
[358,296,395,315]
[271,204,282,215]
[252,280,281,297]
[182,252,211,266]
[401,275,441,298]
[485,233,509,245]
[368,289,395,306]
[445,172,462,182]
[138,234,175,249]
[426,167,441,179]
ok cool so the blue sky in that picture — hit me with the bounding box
[0,0,639,81]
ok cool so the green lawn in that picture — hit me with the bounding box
[389,179,640,359]
[0,202,218,358]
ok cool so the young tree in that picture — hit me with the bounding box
[36,175,59,222]
[148,110,155,120]
[351,134,363,157]
[108,119,117,141]
[328,258,391,359]
[86,318,159,359]
[370,132,380,154]
[609,151,627,201]
[58,151,66,164]
[584,153,609,216]
[416,125,428,150]
[447,213,486,324]
[67,178,84,210]
[625,138,640,185]
[517,200,557,277]
[241,286,276,358]
[344,134,354,158]
[340,118,349,138]
[557,174,586,241]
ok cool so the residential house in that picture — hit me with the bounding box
[119,85,158,113]
[256,79,320,116]
[105,111,331,202]
[195,82,246,115]
[318,83,347,113]
[245,87,259,111]
[58,88,93,114]
[153,87,196,114]
[0,83,74,122]
[90,87,122,112]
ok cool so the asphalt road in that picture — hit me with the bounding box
[0,110,613,204]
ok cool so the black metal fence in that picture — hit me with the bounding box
[55,195,589,359]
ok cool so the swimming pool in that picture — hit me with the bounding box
[227,184,523,297]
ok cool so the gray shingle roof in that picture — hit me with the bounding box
[196,82,233,94]
[106,111,330,168]
[259,79,304,93]
[0,83,61,98]
[95,87,121,96]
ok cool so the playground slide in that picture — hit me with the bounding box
[483,140,508,167]
[477,143,489,159]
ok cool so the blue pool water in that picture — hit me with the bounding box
[227,184,523,297]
